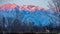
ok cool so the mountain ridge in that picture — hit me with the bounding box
[0,3,47,12]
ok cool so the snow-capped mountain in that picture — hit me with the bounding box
[0,3,60,28]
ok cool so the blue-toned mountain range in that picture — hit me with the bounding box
[0,4,60,29]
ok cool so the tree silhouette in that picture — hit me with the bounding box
[48,0,60,12]
[2,16,6,32]
[10,18,21,33]
[48,0,60,31]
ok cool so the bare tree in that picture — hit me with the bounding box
[48,0,60,32]
[2,16,6,33]
[48,0,60,12]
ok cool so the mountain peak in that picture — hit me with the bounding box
[19,5,42,12]
[0,3,47,12]
[0,3,17,10]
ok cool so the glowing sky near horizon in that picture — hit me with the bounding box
[0,0,50,9]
